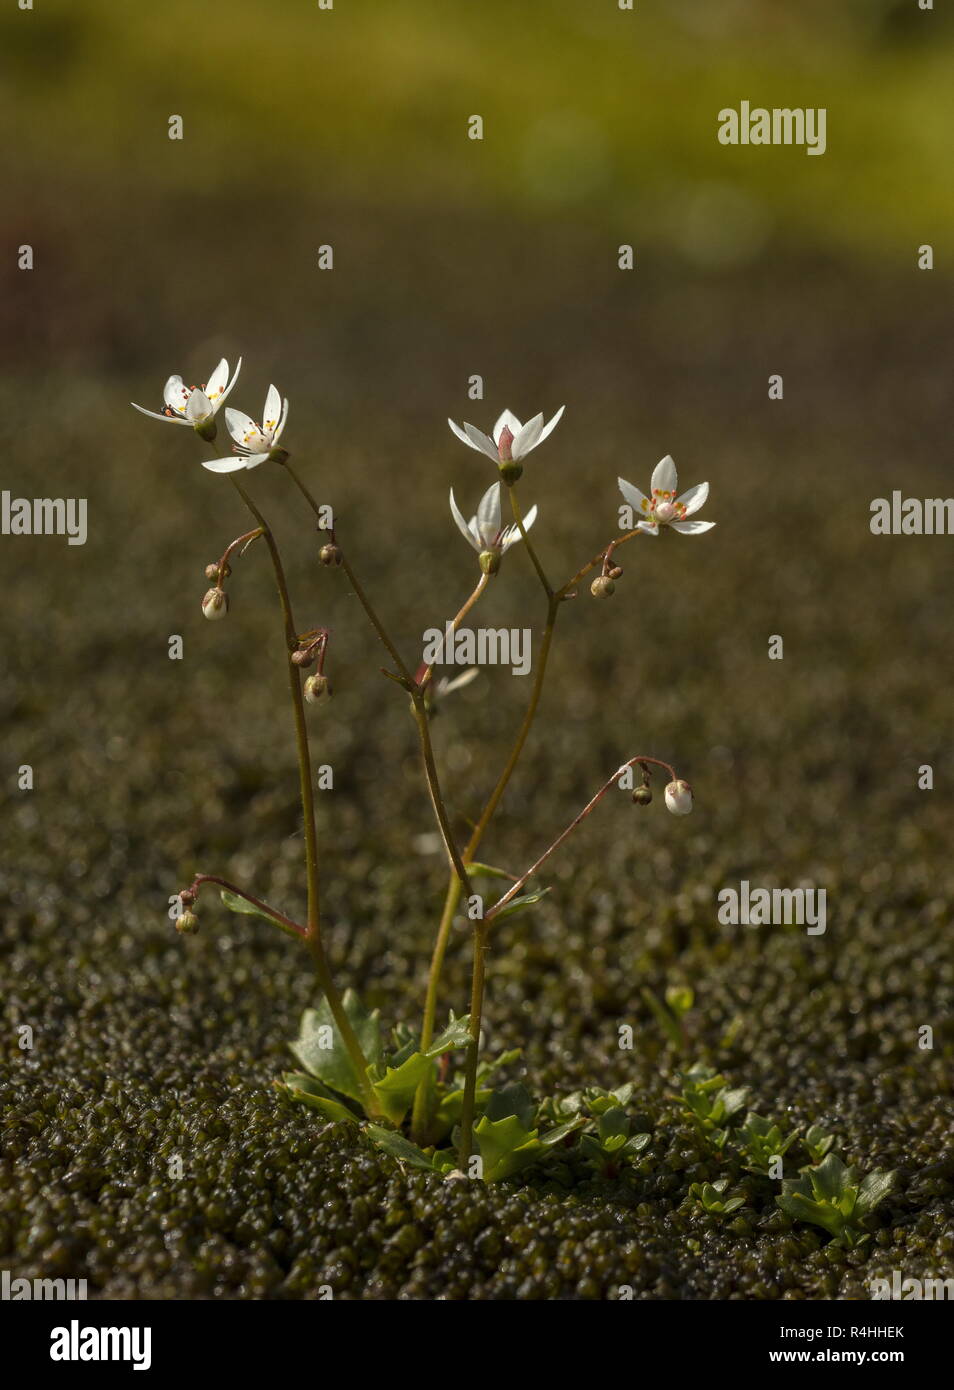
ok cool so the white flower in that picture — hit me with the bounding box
[448,406,564,465]
[202,385,290,475]
[132,358,241,431]
[664,779,693,816]
[618,456,714,536]
[449,481,537,570]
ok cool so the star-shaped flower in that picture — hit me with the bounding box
[449,481,538,572]
[202,385,290,474]
[132,358,242,439]
[448,406,564,481]
[618,456,714,536]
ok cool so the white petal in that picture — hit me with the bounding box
[476,482,502,545]
[512,412,544,459]
[131,402,188,424]
[241,452,271,471]
[262,384,282,438]
[637,519,660,535]
[651,454,678,496]
[274,396,289,442]
[202,455,249,474]
[214,357,242,412]
[669,519,715,534]
[163,375,189,411]
[204,359,229,400]
[441,667,480,694]
[537,405,565,445]
[493,409,523,445]
[617,476,651,520]
[225,407,256,446]
[462,423,500,461]
[186,389,213,424]
[449,488,479,550]
[501,502,538,552]
[448,418,480,450]
[676,481,708,517]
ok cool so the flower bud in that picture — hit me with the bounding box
[608,565,623,580]
[632,785,653,806]
[205,561,231,582]
[590,576,615,598]
[664,779,693,816]
[201,587,229,621]
[479,549,501,576]
[304,673,331,704]
[176,909,199,935]
[291,647,316,668]
[178,888,195,907]
[318,542,342,567]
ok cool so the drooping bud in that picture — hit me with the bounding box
[178,888,196,908]
[664,779,693,816]
[591,576,615,598]
[304,673,331,704]
[176,910,199,935]
[291,647,316,668]
[319,542,342,567]
[632,785,653,806]
[607,565,623,580]
[479,549,501,576]
[205,561,231,582]
[201,587,229,621]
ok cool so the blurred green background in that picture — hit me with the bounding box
[1,0,952,1299]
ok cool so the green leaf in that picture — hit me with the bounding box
[475,1047,522,1084]
[280,1073,360,1125]
[777,1192,845,1240]
[288,990,383,1107]
[467,862,516,881]
[810,1152,850,1203]
[489,887,551,924]
[804,1124,836,1161]
[474,1113,540,1181]
[856,1169,897,1215]
[484,1082,537,1130]
[625,1132,652,1156]
[370,1052,434,1125]
[539,1119,584,1147]
[598,1107,630,1147]
[423,1015,472,1058]
[220,889,300,939]
[365,1124,439,1173]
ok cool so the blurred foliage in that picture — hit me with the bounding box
[2,0,954,262]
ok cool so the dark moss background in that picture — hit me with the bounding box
[1,1,952,1298]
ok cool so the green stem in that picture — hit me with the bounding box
[457,919,489,1171]
[227,475,378,1114]
[508,484,553,598]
